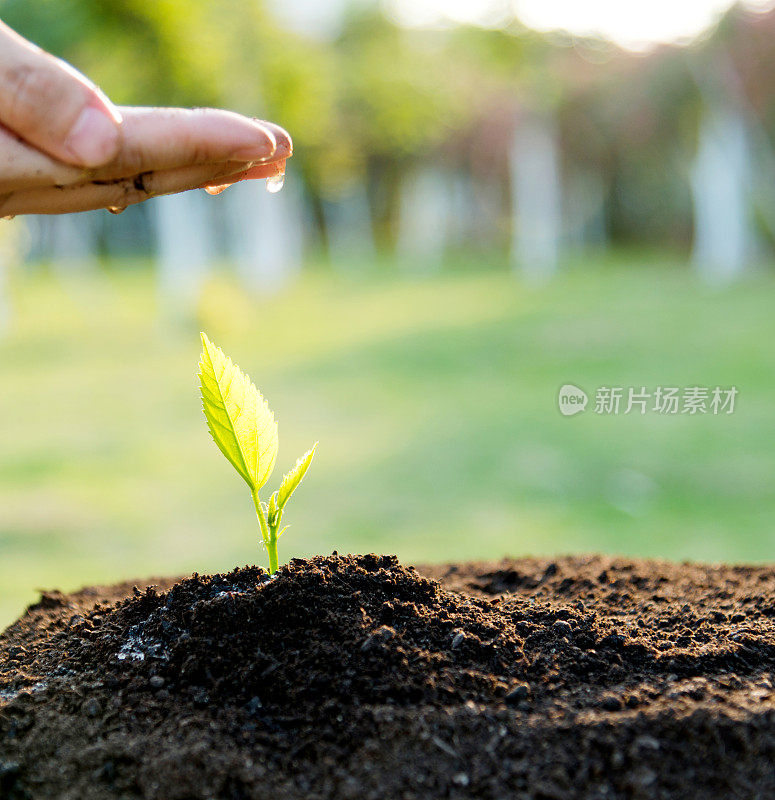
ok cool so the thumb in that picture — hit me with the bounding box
[0,21,121,168]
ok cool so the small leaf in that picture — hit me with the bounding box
[278,443,317,509]
[199,332,278,492]
[268,491,279,525]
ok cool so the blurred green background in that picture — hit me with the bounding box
[2,258,774,627]
[2,1,775,626]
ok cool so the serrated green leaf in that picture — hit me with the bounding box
[198,332,278,492]
[278,443,317,510]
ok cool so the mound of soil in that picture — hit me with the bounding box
[2,553,775,799]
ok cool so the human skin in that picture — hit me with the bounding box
[0,20,290,215]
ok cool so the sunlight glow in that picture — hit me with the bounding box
[385,0,775,50]
[515,0,733,50]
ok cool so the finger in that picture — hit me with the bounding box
[0,161,253,215]
[0,125,87,192]
[0,21,122,167]
[201,159,286,194]
[0,106,289,195]
[87,107,286,182]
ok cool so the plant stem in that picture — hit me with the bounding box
[251,488,277,574]
[267,528,279,575]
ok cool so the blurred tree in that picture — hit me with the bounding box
[560,45,698,249]
[333,9,470,247]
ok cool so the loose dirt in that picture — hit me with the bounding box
[2,553,775,799]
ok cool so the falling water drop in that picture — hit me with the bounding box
[107,206,126,215]
[266,173,285,194]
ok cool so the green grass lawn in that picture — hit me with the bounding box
[2,255,775,628]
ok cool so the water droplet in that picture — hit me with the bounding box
[266,173,285,194]
[107,206,126,215]
[205,184,229,196]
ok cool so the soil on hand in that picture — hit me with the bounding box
[2,553,775,799]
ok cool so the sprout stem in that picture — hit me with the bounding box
[251,488,278,574]
[267,528,279,575]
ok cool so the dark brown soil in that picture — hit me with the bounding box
[2,553,775,799]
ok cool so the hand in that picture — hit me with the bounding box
[0,21,290,215]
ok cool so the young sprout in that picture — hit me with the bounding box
[198,332,316,574]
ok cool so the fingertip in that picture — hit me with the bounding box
[228,120,277,162]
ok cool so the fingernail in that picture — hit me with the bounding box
[64,106,121,167]
[229,123,277,162]
[253,121,292,160]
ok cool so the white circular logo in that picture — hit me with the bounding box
[558,384,588,416]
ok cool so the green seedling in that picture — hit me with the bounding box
[198,332,316,574]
